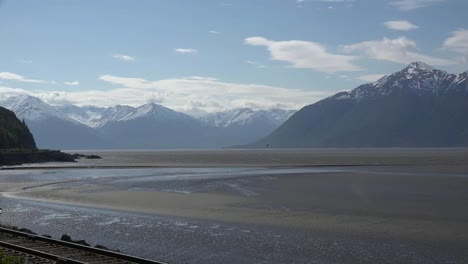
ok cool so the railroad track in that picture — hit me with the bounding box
[0,227,167,264]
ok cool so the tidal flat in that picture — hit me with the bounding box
[1,149,468,263]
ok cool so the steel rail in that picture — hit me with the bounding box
[0,227,168,264]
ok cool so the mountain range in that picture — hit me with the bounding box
[2,62,466,149]
[249,62,468,148]
[0,95,294,149]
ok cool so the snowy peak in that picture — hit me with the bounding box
[57,104,98,125]
[120,103,194,122]
[86,105,135,127]
[199,108,295,128]
[406,62,434,71]
[0,95,73,122]
[400,61,441,81]
[333,62,467,101]
[1,94,296,131]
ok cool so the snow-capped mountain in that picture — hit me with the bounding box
[120,103,195,123]
[1,95,74,122]
[59,103,194,127]
[57,104,137,127]
[250,62,468,148]
[0,95,296,149]
[333,62,467,101]
[97,103,219,149]
[0,95,106,149]
[84,105,135,127]
[57,104,100,125]
[199,108,295,128]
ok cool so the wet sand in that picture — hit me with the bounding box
[2,149,468,263]
[6,169,468,243]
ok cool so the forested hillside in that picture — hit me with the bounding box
[0,106,37,149]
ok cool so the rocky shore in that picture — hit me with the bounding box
[1,225,118,252]
[0,149,76,166]
[0,149,102,166]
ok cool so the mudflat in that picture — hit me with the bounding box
[2,148,468,263]
[4,148,467,169]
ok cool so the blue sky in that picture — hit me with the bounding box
[0,0,467,113]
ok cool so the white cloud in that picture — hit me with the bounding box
[208,30,221,34]
[184,76,219,81]
[0,71,82,86]
[342,37,453,65]
[95,74,331,111]
[19,59,33,64]
[297,0,354,3]
[384,20,419,31]
[0,86,31,101]
[0,76,332,112]
[64,81,80,86]
[244,36,361,73]
[0,72,25,81]
[245,60,266,68]
[175,48,198,54]
[389,0,445,11]
[0,72,48,83]
[112,54,136,61]
[357,74,387,82]
[442,29,468,63]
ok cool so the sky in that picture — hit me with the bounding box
[0,0,467,114]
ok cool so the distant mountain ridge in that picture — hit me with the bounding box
[249,62,468,148]
[0,95,295,149]
[200,108,294,128]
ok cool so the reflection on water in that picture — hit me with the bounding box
[2,167,345,196]
[1,160,468,263]
[0,197,453,264]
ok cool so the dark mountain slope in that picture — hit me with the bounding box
[251,62,468,148]
[0,106,36,149]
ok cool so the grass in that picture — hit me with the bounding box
[0,250,24,264]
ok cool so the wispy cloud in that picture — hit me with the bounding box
[112,54,136,61]
[245,60,266,68]
[0,87,31,102]
[442,29,468,63]
[64,81,80,86]
[175,48,198,54]
[389,0,445,11]
[357,74,387,83]
[19,59,33,64]
[0,72,81,86]
[0,72,48,83]
[244,36,361,73]
[384,20,419,31]
[342,37,453,65]
[296,0,354,8]
[208,30,221,34]
[0,75,332,112]
[296,0,354,3]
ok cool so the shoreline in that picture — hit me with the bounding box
[1,163,396,171]
[2,149,468,263]
[4,169,468,244]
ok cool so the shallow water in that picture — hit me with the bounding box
[2,167,348,196]
[1,196,463,264]
[1,149,468,263]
